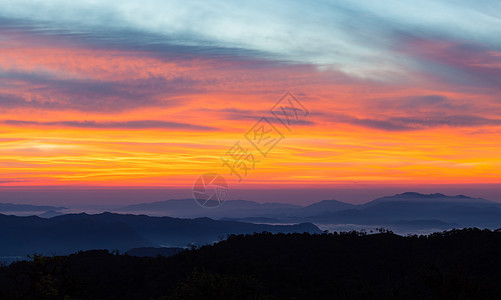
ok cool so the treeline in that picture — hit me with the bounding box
[2,228,501,299]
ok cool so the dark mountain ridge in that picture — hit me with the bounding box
[0,212,321,256]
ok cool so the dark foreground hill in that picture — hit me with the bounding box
[2,228,501,299]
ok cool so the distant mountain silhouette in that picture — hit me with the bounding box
[220,216,285,223]
[299,199,356,216]
[0,212,321,256]
[0,202,66,212]
[118,198,302,218]
[118,198,354,219]
[303,192,501,230]
[365,192,492,205]
[117,193,501,232]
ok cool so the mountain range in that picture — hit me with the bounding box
[0,212,320,257]
[2,191,501,256]
[117,192,501,232]
[117,198,357,218]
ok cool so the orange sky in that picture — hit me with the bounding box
[1,6,501,190]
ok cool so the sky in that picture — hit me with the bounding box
[1,1,501,203]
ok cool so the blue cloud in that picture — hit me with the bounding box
[1,0,499,79]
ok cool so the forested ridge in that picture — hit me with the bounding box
[2,228,501,299]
